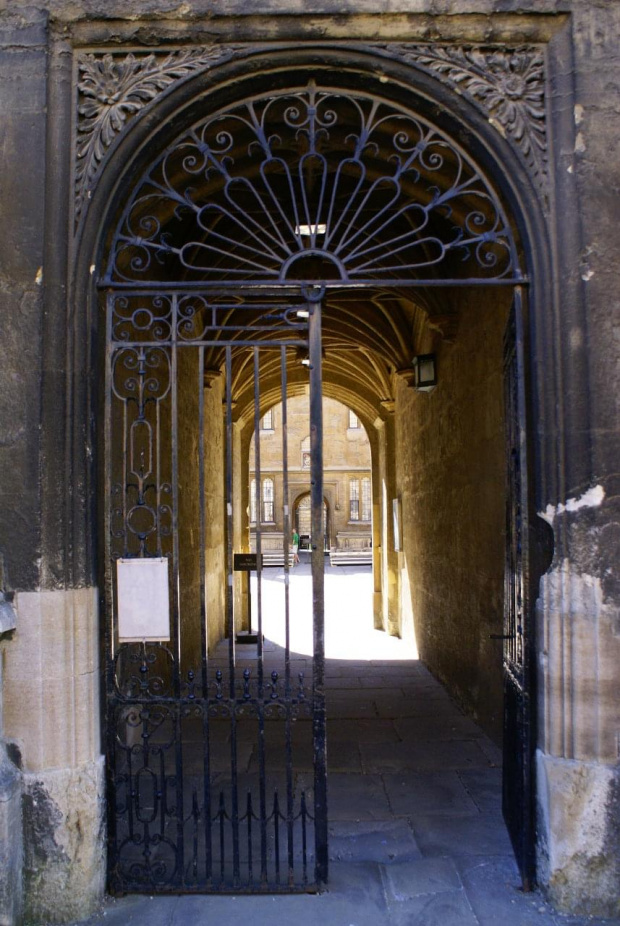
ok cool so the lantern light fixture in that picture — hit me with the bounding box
[412,353,437,392]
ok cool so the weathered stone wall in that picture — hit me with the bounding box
[396,288,511,743]
[3,589,105,924]
[0,9,46,592]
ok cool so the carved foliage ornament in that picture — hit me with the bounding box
[377,44,547,186]
[75,43,546,225]
[76,46,246,221]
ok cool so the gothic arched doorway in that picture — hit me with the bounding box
[295,494,329,552]
[94,57,540,897]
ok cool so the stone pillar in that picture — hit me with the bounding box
[0,592,22,926]
[535,511,620,917]
[369,425,383,631]
[233,420,252,634]
[3,588,105,925]
[376,410,400,637]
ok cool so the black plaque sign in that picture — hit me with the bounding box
[234,553,260,571]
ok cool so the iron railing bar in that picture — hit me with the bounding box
[280,345,295,885]
[156,396,162,557]
[103,293,119,870]
[198,345,208,695]
[253,346,264,690]
[159,750,166,842]
[203,703,213,886]
[109,339,310,350]
[197,345,213,885]
[126,747,134,842]
[170,299,185,885]
[309,298,328,887]
[171,297,181,697]
[224,346,240,883]
[121,377,128,558]
[246,791,254,886]
[174,706,185,889]
[99,277,529,291]
[253,346,268,886]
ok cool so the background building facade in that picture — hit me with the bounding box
[249,396,372,554]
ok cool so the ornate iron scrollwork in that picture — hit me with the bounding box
[104,80,520,286]
[373,44,547,189]
[76,44,545,235]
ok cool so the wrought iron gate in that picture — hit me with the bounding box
[99,76,532,896]
[502,287,535,889]
[104,289,326,893]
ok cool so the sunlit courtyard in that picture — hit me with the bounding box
[250,556,419,661]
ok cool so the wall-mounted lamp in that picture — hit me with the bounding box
[412,353,437,392]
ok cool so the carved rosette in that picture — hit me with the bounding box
[74,43,546,228]
[376,44,547,188]
[75,45,247,224]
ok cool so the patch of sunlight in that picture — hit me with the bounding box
[251,566,418,661]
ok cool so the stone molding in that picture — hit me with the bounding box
[75,42,546,227]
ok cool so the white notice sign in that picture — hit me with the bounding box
[116,557,170,642]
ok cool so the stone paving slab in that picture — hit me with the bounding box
[326,772,392,820]
[324,675,364,688]
[412,811,515,857]
[477,737,503,766]
[324,698,378,718]
[386,889,481,926]
[383,770,480,816]
[329,819,422,863]
[455,856,561,926]
[381,856,462,900]
[327,717,400,744]
[247,737,362,772]
[374,694,463,718]
[394,712,486,740]
[457,768,503,813]
[359,673,431,688]
[360,738,491,773]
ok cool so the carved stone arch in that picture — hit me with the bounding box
[75,45,552,295]
[75,42,547,240]
[101,78,524,287]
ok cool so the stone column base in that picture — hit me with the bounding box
[22,756,106,925]
[537,750,620,917]
[0,747,22,926]
[373,591,383,630]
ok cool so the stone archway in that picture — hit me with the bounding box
[77,48,551,900]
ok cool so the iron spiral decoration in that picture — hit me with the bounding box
[107,81,520,287]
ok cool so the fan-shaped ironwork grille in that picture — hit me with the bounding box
[105,81,521,288]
